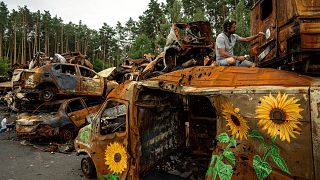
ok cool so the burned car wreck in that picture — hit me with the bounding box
[12,63,107,101]
[164,21,214,71]
[16,97,102,141]
[74,65,320,179]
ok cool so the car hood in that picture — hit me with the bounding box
[16,113,58,126]
[95,67,116,78]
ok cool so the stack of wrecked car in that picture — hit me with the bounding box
[74,66,320,179]
[12,52,118,142]
[12,63,116,101]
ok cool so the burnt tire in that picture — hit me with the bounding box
[59,128,74,142]
[40,88,56,101]
[81,157,96,178]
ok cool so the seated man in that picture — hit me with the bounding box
[215,19,264,67]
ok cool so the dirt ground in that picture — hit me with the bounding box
[0,131,92,180]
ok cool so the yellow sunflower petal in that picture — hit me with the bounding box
[255,93,303,143]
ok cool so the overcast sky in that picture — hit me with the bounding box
[2,0,166,30]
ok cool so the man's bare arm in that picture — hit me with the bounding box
[239,32,265,42]
[218,48,237,59]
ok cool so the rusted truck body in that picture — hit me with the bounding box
[164,21,214,71]
[12,63,105,101]
[250,0,320,73]
[74,66,320,179]
[16,97,102,141]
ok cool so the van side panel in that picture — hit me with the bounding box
[213,91,314,179]
[310,87,320,180]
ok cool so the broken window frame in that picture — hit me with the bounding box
[97,99,128,135]
[66,99,85,113]
[79,66,97,78]
[260,0,273,20]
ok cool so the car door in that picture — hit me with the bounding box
[91,99,130,179]
[53,64,80,93]
[78,66,103,96]
[66,98,89,128]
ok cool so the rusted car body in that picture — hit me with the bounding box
[250,0,320,73]
[12,63,105,101]
[16,97,102,141]
[164,21,214,71]
[74,66,319,179]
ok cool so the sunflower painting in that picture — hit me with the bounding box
[255,93,304,143]
[104,142,128,174]
[221,101,250,140]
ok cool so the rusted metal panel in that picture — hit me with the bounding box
[210,91,314,179]
[295,0,320,17]
[300,22,320,49]
[250,0,320,71]
[310,87,320,179]
[151,66,313,88]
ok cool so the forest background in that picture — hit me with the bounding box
[0,0,253,75]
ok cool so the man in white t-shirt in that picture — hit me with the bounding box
[215,19,264,66]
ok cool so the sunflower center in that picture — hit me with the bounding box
[231,114,241,126]
[270,108,286,124]
[114,153,122,163]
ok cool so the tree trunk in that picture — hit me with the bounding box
[13,24,17,65]
[0,32,3,59]
[60,25,63,53]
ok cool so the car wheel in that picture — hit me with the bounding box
[81,157,96,178]
[40,88,55,101]
[59,128,74,142]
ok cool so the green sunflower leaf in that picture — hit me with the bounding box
[270,143,279,156]
[209,166,218,180]
[259,143,266,152]
[206,166,213,176]
[271,153,290,174]
[216,133,230,143]
[223,150,236,166]
[210,155,218,166]
[249,130,264,142]
[215,159,233,180]
[230,138,237,148]
[102,174,120,180]
[253,155,272,180]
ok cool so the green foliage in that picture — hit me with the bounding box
[92,58,104,72]
[209,130,290,180]
[130,34,153,59]
[215,158,233,180]
[253,155,272,180]
[223,150,236,165]
[207,133,236,180]
[192,7,207,22]
[92,58,114,72]
[102,174,120,180]
[250,131,290,179]
[232,0,251,55]
[0,57,10,76]
[249,130,265,142]
[270,142,290,174]
[216,132,230,143]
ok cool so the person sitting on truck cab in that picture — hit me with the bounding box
[215,19,265,67]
